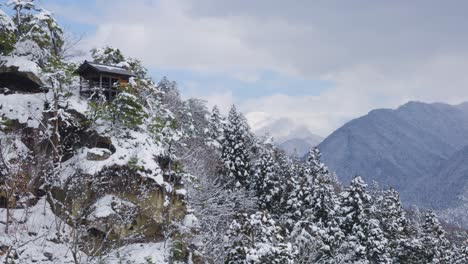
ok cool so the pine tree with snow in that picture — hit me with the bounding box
[278,153,314,231]
[251,147,282,211]
[373,188,410,261]
[453,240,468,264]
[108,87,147,129]
[289,161,343,263]
[276,151,294,214]
[206,105,225,149]
[282,166,312,227]
[420,211,453,263]
[303,147,329,184]
[8,1,65,65]
[337,176,391,263]
[307,174,343,262]
[0,4,17,55]
[339,176,371,236]
[364,218,391,263]
[303,148,338,226]
[225,211,295,264]
[288,147,343,262]
[222,105,252,188]
[90,46,125,65]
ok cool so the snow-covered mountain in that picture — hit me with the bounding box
[318,101,468,210]
[246,113,323,156]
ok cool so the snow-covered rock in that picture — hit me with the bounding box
[0,56,44,93]
[86,147,112,161]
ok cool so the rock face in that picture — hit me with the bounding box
[318,101,468,208]
[0,63,44,93]
[57,165,186,252]
[0,96,187,257]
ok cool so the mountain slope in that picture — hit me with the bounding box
[318,101,468,207]
[422,145,468,208]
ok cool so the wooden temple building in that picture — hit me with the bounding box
[75,61,135,101]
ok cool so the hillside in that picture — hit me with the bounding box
[2,2,468,263]
[318,101,468,208]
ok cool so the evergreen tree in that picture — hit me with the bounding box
[337,176,391,263]
[309,174,343,261]
[279,153,313,231]
[108,88,147,129]
[364,218,391,263]
[303,147,329,184]
[252,147,281,211]
[374,188,409,261]
[222,105,252,188]
[225,211,295,264]
[290,150,343,263]
[3,0,65,65]
[453,240,468,264]
[90,46,125,65]
[0,4,17,55]
[206,105,225,149]
[284,167,312,225]
[303,148,338,225]
[420,211,453,263]
[339,176,371,236]
[185,98,209,137]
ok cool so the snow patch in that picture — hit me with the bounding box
[0,92,45,128]
[0,55,40,74]
[88,195,136,220]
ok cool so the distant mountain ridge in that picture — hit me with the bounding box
[246,114,323,157]
[318,101,468,210]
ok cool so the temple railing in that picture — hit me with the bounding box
[79,80,120,100]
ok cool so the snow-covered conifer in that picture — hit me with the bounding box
[252,147,282,211]
[420,211,453,263]
[225,211,295,264]
[303,147,329,183]
[206,105,225,149]
[222,105,252,188]
[374,188,409,260]
[339,176,371,235]
[454,240,468,264]
[90,46,125,65]
[337,176,392,263]
[0,5,17,55]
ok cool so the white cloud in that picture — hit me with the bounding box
[53,0,468,136]
[79,0,277,78]
[243,53,468,135]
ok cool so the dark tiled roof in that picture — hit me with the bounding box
[77,61,135,77]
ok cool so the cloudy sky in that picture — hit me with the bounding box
[39,0,468,136]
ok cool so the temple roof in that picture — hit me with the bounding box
[75,61,135,77]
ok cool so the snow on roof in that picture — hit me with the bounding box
[78,61,135,77]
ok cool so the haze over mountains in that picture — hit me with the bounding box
[317,101,468,213]
[247,113,323,156]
